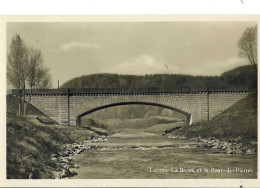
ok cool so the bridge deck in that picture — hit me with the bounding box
[11,88,250,96]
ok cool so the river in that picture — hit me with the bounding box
[70,129,257,179]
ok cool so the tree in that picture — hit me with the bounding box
[7,34,52,116]
[27,48,43,90]
[7,34,29,116]
[238,26,257,68]
[33,67,52,89]
[24,48,52,115]
[26,48,52,89]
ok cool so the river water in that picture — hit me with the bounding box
[71,130,257,179]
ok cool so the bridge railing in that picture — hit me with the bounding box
[11,87,251,95]
[11,87,192,95]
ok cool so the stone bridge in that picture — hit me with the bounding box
[11,89,249,126]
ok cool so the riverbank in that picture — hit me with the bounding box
[6,112,107,179]
[166,93,257,156]
[52,135,109,179]
[165,133,257,155]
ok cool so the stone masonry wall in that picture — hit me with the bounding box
[26,92,249,126]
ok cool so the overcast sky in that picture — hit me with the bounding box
[7,22,256,88]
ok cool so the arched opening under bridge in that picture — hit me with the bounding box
[76,102,192,127]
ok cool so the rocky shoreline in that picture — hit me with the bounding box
[51,135,108,179]
[165,133,257,155]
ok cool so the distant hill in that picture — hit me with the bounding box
[61,65,257,91]
[221,65,257,90]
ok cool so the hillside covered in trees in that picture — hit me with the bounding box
[61,65,257,91]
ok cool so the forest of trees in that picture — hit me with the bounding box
[61,65,257,92]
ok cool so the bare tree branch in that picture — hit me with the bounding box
[238,26,257,69]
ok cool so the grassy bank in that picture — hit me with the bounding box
[7,112,102,179]
[172,92,257,153]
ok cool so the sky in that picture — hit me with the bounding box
[6,22,256,88]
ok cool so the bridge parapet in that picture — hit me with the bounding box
[11,88,250,96]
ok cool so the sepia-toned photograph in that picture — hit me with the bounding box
[5,18,257,181]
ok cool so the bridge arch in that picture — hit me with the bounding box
[75,101,192,126]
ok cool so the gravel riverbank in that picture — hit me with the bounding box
[166,133,257,155]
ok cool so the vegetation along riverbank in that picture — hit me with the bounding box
[166,92,257,155]
[6,100,109,179]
